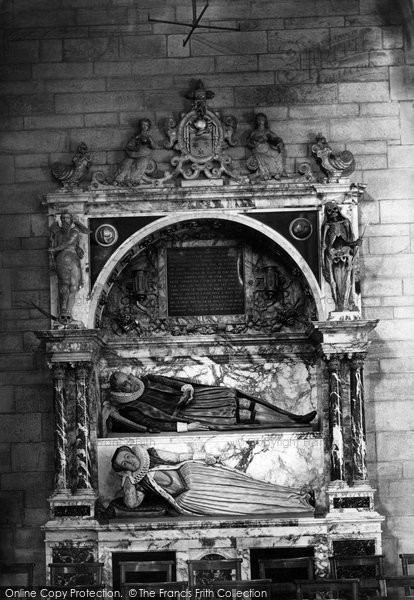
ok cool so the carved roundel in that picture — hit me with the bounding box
[289,217,313,241]
[95,224,119,247]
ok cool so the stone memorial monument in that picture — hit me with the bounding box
[36,81,383,587]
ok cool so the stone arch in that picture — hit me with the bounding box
[87,211,324,328]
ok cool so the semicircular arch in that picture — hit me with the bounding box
[87,211,324,328]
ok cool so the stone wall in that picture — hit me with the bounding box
[0,0,413,582]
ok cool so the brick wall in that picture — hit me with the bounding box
[0,0,413,582]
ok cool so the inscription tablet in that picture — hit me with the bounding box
[167,246,244,316]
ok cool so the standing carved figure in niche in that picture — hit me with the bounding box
[321,201,362,312]
[247,113,287,181]
[111,445,314,517]
[103,371,317,434]
[113,118,157,185]
[49,212,90,324]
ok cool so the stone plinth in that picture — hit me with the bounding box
[43,512,384,588]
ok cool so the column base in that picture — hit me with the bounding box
[49,490,97,519]
[74,487,96,497]
[327,480,376,512]
[50,489,72,499]
[328,310,361,321]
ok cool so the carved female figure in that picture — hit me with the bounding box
[49,212,89,322]
[114,118,157,185]
[111,445,314,517]
[247,113,287,180]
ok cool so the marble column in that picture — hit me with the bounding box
[75,364,92,492]
[350,354,368,481]
[51,364,70,494]
[327,356,345,482]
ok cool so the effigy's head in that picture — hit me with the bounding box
[111,445,149,481]
[109,371,145,404]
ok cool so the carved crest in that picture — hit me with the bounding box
[166,80,240,181]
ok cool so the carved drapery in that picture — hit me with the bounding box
[51,364,69,494]
[350,354,367,481]
[327,356,345,482]
[75,364,93,492]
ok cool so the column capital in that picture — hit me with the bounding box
[349,353,366,370]
[50,363,67,380]
[326,355,343,371]
[74,363,92,379]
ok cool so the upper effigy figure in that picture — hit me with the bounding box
[103,371,317,434]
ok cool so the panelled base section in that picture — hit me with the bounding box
[43,511,384,587]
